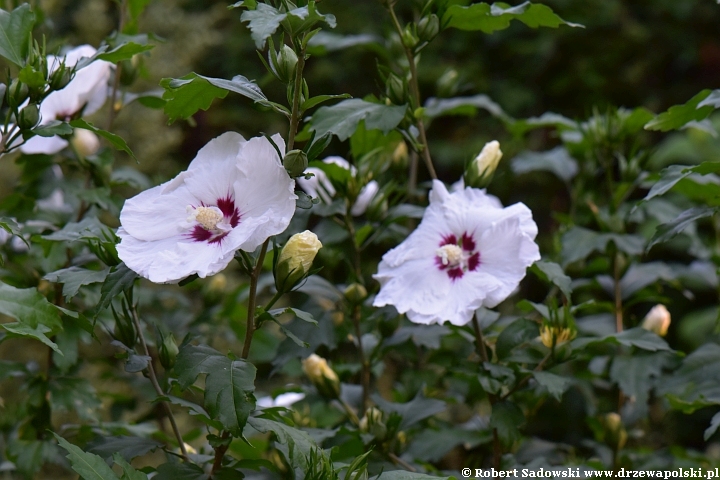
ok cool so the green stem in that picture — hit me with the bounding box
[386,3,437,180]
[126,293,188,461]
[241,239,270,360]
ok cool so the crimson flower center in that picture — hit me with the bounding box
[185,195,241,245]
[435,232,480,280]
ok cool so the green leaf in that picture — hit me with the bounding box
[97,263,138,312]
[307,31,379,55]
[511,147,578,182]
[442,2,582,34]
[489,401,524,446]
[42,217,107,242]
[310,99,406,141]
[532,261,573,299]
[648,207,717,249]
[160,74,228,123]
[423,94,510,121]
[302,93,352,111]
[248,417,318,471]
[0,4,35,66]
[18,64,44,88]
[32,120,73,137]
[282,1,336,37]
[96,42,154,63]
[533,371,570,401]
[642,164,693,202]
[496,318,539,360]
[44,267,110,301]
[113,454,148,480]
[645,90,718,132]
[70,119,136,160]
[158,395,223,430]
[52,434,120,480]
[2,322,62,354]
[609,353,671,409]
[509,112,578,136]
[0,281,61,330]
[128,0,152,21]
[372,391,446,430]
[561,227,644,266]
[240,3,288,48]
[385,325,451,349]
[175,344,257,436]
[87,436,162,464]
[572,327,671,352]
[154,463,209,480]
[658,343,720,414]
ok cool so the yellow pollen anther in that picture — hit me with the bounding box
[190,206,224,231]
[436,244,463,266]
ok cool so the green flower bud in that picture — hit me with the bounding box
[6,79,29,108]
[276,45,299,84]
[158,332,179,370]
[283,149,308,178]
[275,230,322,292]
[436,69,459,98]
[112,304,137,349]
[417,14,440,42]
[344,283,367,305]
[49,65,72,91]
[18,104,40,130]
[386,73,406,105]
[401,24,418,49]
[463,140,503,189]
[302,353,340,400]
[119,59,137,86]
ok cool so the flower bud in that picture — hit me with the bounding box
[641,304,671,337]
[602,412,627,451]
[70,129,100,158]
[386,73,406,105]
[392,141,408,167]
[276,45,299,84]
[463,140,503,189]
[401,24,418,49]
[359,407,387,440]
[18,103,40,130]
[539,324,576,349]
[417,14,440,42]
[283,149,308,178]
[6,79,28,108]
[112,304,137,349]
[49,64,72,91]
[275,230,322,292]
[344,283,367,305]
[436,69,459,98]
[158,332,179,370]
[302,353,340,399]
[119,59,138,86]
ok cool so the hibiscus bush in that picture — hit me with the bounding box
[1,0,720,479]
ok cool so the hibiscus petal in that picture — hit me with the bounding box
[183,132,245,204]
[117,228,235,283]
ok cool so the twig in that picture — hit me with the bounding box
[241,239,270,359]
[286,42,306,151]
[127,298,188,461]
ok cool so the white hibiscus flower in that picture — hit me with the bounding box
[296,156,379,216]
[373,180,540,326]
[21,45,113,155]
[117,132,297,283]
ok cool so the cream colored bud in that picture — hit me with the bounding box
[70,129,100,158]
[641,305,671,337]
[302,353,340,399]
[464,140,503,189]
[603,412,627,450]
[392,141,408,167]
[275,231,322,292]
[539,325,576,349]
[359,407,386,440]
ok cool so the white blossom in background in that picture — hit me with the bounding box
[296,156,379,216]
[256,392,306,408]
[373,180,540,326]
[21,45,113,155]
[117,132,297,283]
